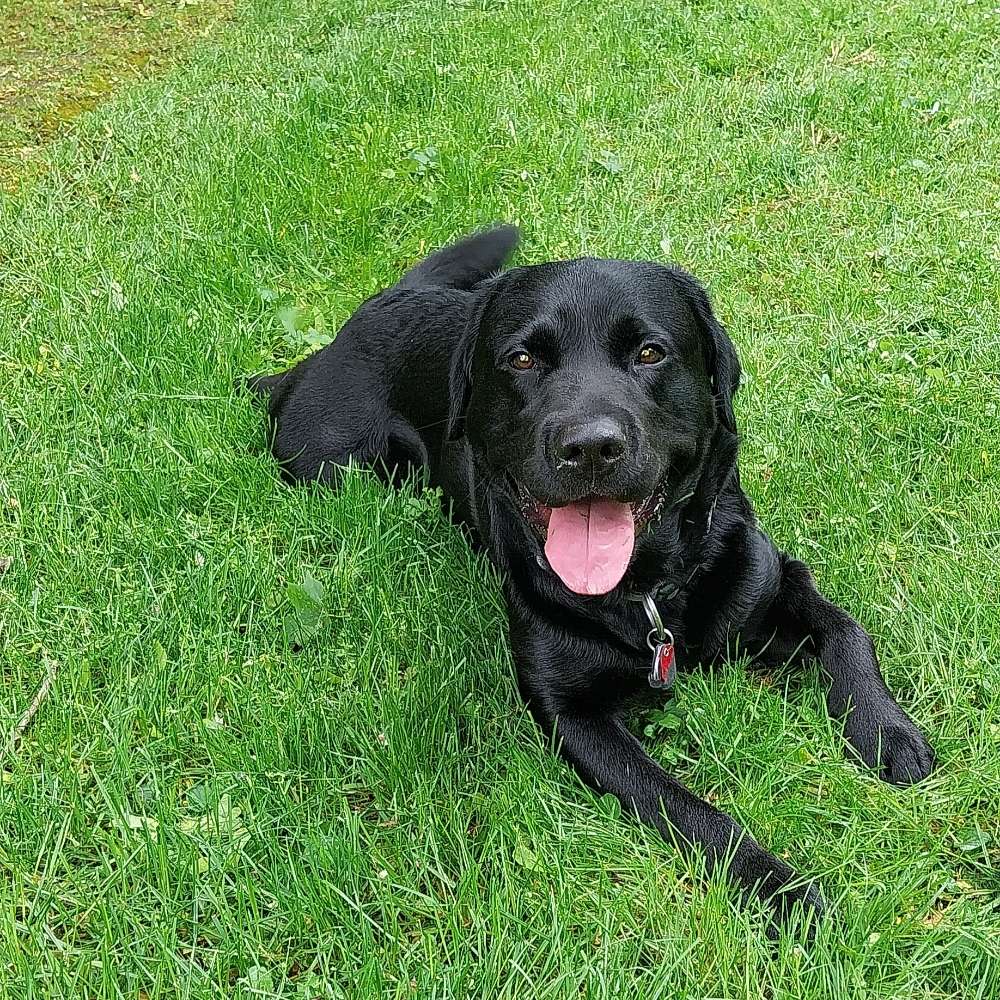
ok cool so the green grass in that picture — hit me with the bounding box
[0,0,232,188]
[1,0,999,995]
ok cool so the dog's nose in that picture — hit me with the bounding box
[552,418,627,474]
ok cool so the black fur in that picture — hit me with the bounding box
[246,226,934,932]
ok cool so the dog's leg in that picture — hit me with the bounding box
[535,704,823,930]
[755,555,935,786]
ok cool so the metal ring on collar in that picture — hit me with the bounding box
[646,626,675,653]
[641,592,665,640]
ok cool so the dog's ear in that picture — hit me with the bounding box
[669,268,741,433]
[446,278,504,441]
[446,318,476,441]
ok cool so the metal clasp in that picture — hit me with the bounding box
[641,592,674,651]
[640,592,676,689]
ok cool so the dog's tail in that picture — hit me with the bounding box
[396,224,520,291]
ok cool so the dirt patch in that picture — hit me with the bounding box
[1,0,233,189]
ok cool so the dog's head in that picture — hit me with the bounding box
[449,258,740,596]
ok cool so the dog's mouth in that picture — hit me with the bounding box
[509,477,668,596]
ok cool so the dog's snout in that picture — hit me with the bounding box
[552,418,627,474]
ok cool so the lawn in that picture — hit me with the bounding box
[1,0,998,996]
[0,0,232,189]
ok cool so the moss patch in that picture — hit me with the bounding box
[1,0,232,188]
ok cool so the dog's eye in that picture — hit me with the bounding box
[510,351,535,371]
[637,345,666,366]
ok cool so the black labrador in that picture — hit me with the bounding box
[246,225,934,930]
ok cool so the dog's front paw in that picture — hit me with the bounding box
[843,697,935,786]
[765,878,826,940]
[741,856,826,940]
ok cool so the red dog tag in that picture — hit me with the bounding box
[649,640,676,689]
[638,592,676,690]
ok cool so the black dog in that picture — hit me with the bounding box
[247,226,934,929]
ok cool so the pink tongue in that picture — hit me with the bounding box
[544,500,635,595]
